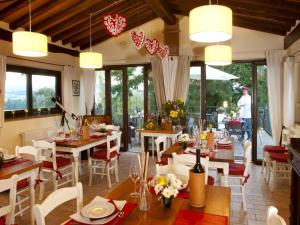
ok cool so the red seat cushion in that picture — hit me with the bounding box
[269,153,288,163]
[156,156,169,165]
[91,150,119,160]
[263,145,285,153]
[95,141,116,150]
[208,176,215,185]
[56,151,72,155]
[229,163,245,175]
[0,216,5,225]
[17,179,29,190]
[42,157,72,169]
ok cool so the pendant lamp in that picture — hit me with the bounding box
[80,15,103,69]
[205,45,232,65]
[189,3,232,43]
[12,0,48,57]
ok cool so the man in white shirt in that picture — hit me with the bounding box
[237,87,252,140]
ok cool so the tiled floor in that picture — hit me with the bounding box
[12,152,290,225]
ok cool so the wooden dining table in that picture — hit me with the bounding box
[105,178,231,225]
[0,159,42,225]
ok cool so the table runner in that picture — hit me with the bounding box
[65,202,137,225]
[174,209,228,225]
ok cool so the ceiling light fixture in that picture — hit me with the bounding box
[79,14,103,69]
[189,1,232,43]
[12,0,48,57]
[205,45,232,65]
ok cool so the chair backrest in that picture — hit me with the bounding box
[32,140,57,170]
[33,182,83,225]
[266,206,287,225]
[0,175,18,225]
[106,132,122,159]
[172,153,209,184]
[155,136,167,161]
[243,142,252,178]
[15,145,41,161]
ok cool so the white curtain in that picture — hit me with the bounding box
[173,56,190,101]
[283,57,295,128]
[266,50,286,145]
[81,69,95,115]
[0,55,6,128]
[162,56,178,101]
[63,66,75,113]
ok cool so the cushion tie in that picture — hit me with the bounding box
[242,174,250,185]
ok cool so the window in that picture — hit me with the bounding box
[95,70,106,115]
[4,65,61,119]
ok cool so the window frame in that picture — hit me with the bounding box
[5,65,62,119]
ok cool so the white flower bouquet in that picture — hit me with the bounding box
[178,133,190,143]
[153,174,182,198]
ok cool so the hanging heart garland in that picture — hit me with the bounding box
[130,30,145,50]
[157,44,170,60]
[103,14,127,37]
[144,38,159,55]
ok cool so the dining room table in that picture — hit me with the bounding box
[55,135,107,183]
[63,177,231,225]
[0,158,42,225]
[163,139,235,187]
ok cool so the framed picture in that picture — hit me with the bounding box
[72,80,80,96]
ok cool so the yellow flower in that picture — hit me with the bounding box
[169,110,179,119]
[178,97,184,103]
[157,176,167,186]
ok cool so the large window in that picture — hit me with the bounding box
[4,65,61,118]
[95,70,106,115]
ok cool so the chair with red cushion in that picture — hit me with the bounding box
[88,131,122,188]
[32,140,74,200]
[266,152,291,184]
[15,146,41,218]
[155,136,167,164]
[0,175,18,225]
[262,145,286,177]
[222,142,252,211]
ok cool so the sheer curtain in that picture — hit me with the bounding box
[81,69,95,115]
[173,56,190,101]
[162,56,178,101]
[0,55,6,128]
[266,50,286,145]
[150,57,166,111]
[283,57,295,128]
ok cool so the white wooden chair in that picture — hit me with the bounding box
[155,136,167,163]
[223,142,252,211]
[266,206,287,225]
[172,153,213,185]
[14,146,41,218]
[88,132,122,188]
[33,182,83,225]
[32,140,74,200]
[0,175,18,225]
[266,152,291,185]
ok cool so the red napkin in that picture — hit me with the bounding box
[2,158,30,168]
[174,209,228,225]
[64,202,137,225]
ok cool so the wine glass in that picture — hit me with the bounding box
[129,165,141,197]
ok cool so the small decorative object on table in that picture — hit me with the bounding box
[144,119,156,130]
[178,133,190,149]
[153,174,182,208]
[163,98,186,129]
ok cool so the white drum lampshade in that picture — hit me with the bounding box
[205,45,232,65]
[80,52,103,69]
[189,5,232,43]
[13,31,48,57]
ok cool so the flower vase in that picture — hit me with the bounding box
[138,181,150,211]
[182,142,188,149]
[162,196,173,208]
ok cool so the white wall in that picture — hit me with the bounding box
[93,16,284,65]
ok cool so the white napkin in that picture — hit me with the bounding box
[106,125,120,131]
[70,196,126,225]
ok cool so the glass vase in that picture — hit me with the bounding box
[138,181,150,211]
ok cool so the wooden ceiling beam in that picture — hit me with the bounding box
[44,0,127,37]
[78,13,157,49]
[61,2,146,45]
[0,0,34,20]
[284,23,300,49]
[9,0,57,30]
[143,0,176,25]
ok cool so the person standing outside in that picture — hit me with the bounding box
[237,86,252,140]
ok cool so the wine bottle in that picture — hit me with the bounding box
[192,148,205,173]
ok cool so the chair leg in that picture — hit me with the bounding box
[89,161,93,186]
[39,173,45,201]
[106,164,111,188]
[241,185,247,211]
[115,160,119,182]
[16,195,23,217]
[53,172,58,191]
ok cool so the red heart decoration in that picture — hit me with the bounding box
[157,44,169,60]
[130,30,145,50]
[144,38,159,55]
[103,14,127,37]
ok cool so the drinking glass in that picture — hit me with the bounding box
[129,165,141,197]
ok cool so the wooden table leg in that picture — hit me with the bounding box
[141,134,145,152]
[151,137,155,159]
[73,152,79,183]
[223,163,229,187]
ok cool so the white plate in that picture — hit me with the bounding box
[52,136,66,142]
[3,154,17,162]
[217,140,231,145]
[81,201,115,219]
[93,132,106,137]
[70,196,126,224]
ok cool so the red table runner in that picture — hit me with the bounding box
[64,202,137,225]
[2,158,30,168]
[174,209,228,225]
